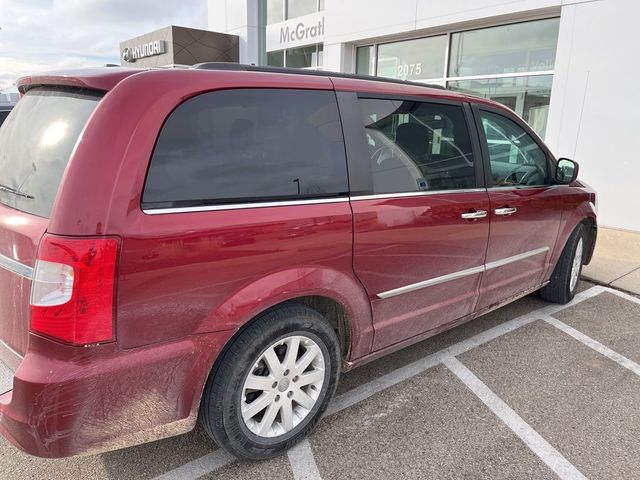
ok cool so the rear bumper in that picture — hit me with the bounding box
[0,330,233,458]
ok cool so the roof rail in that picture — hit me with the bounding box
[192,62,446,90]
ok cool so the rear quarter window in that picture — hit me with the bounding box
[0,89,101,218]
[142,88,348,209]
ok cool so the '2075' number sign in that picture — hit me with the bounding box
[397,63,423,79]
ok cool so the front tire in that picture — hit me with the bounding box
[540,225,585,304]
[200,304,340,460]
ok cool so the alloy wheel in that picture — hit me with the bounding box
[570,237,584,292]
[240,335,325,438]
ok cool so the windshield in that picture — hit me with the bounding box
[0,88,102,217]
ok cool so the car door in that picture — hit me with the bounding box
[339,92,490,351]
[473,105,563,311]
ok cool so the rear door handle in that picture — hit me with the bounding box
[461,210,488,219]
[494,207,517,216]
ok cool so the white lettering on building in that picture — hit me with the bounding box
[122,40,167,63]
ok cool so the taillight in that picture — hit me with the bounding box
[30,234,119,345]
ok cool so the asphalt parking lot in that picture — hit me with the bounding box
[2,280,640,480]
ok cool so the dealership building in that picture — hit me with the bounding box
[205,0,639,232]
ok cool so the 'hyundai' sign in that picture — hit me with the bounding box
[122,40,166,63]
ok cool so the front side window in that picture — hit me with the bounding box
[358,98,475,194]
[480,110,549,187]
[143,89,348,209]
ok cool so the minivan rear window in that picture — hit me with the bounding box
[0,88,101,218]
[142,88,348,209]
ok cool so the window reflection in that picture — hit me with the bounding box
[376,36,447,82]
[448,75,553,137]
[449,18,560,77]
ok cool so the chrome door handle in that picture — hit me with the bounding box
[461,210,488,219]
[494,207,517,216]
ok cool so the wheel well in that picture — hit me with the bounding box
[212,296,351,377]
[580,217,597,265]
[294,296,351,359]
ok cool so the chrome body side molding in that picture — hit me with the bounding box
[0,252,34,279]
[377,247,550,299]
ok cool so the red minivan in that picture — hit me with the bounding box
[0,65,597,460]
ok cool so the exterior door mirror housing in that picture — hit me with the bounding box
[555,158,579,184]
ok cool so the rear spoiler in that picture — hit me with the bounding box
[17,67,142,94]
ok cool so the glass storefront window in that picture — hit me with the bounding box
[448,75,553,137]
[448,18,560,77]
[376,36,447,82]
[287,0,318,19]
[356,46,374,76]
[267,0,284,24]
[267,50,285,67]
[270,44,322,68]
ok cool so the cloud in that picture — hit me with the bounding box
[0,0,208,91]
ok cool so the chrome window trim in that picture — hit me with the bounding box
[351,188,487,202]
[486,185,560,192]
[376,246,550,299]
[143,189,492,215]
[143,197,351,215]
[0,252,33,279]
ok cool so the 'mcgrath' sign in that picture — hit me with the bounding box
[266,12,325,52]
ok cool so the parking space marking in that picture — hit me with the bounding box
[324,352,443,416]
[287,439,322,480]
[153,448,234,480]
[448,285,607,356]
[607,288,640,306]
[543,314,640,377]
[442,354,587,480]
[155,284,616,479]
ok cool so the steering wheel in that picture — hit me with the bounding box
[371,145,395,166]
[501,164,542,186]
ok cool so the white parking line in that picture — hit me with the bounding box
[287,439,322,480]
[543,314,640,377]
[154,284,611,479]
[448,285,607,356]
[441,354,587,480]
[324,352,442,416]
[329,286,607,416]
[153,448,234,480]
[607,288,640,306]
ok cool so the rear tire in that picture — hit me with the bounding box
[200,304,340,460]
[540,225,585,304]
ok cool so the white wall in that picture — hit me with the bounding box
[322,0,560,45]
[209,0,261,65]
[546,0,640,231]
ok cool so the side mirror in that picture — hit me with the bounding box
[555,158,579,184]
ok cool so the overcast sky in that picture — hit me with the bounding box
[0,0,207,91]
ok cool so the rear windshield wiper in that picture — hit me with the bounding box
[0,183,34,199]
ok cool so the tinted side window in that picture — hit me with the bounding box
[480,110,549,187]
[0,110,10,126]
[358,98,475,194]
[143,89,348,208]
